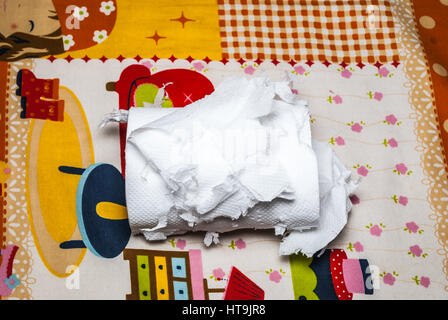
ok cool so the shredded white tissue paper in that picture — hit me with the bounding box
[122,76,358,256]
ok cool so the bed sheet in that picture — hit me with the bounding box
[0,0,447,300]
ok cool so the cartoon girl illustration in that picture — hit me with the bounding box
[0,0,117,61]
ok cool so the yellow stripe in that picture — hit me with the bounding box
[137,255,151,300]
[154,256,169,300]
[96,202,128,220]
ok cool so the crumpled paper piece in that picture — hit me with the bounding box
[279,140,360,257]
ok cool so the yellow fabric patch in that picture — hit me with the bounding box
[37,113,81,244]
[26,86,93,278]
[62,0,222,60]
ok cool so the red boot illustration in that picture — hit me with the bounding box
[16,69,65,122]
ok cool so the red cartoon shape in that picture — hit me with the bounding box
[330,249,353,300]
[107,64,215,174]
[0,245,20,297]
[223,266,265,300]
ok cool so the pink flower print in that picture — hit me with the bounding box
[266,269,286,283]
[383,273,396,286]
[394,163,412,176]
[269,270,282,283]
[294,65,306,75]
[349,194,360,205]
[176,239,186,250]
[405,222,419,233]
[385,114,398,125]
[193,62,205,72]
[420,276,430,288]
[235,238,246,249]
[244,65,256,75]
[374,91,383,101]
[335,136,345,146]
[395,163,408,175]
[353,241,364,252]
[291,88,299,95]
[378,67,390,78]
[341,68,352,79]
[357,165,369,177]
[351,122,363,133]
[212,268,225,281]
[3,274,20,292]
[413,275,430,287]
[354,164,371,176]
[333,95,343,104]
[398,196,408,206]
[409,245,423,257]
[388,138,398,148]
[328,92,343,104]
[3,167,11,174]
[369,224,383,236]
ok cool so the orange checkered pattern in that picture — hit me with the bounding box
[217,0,400,63]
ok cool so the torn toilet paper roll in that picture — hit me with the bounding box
[126,77,319,233]
[123,76,358,256]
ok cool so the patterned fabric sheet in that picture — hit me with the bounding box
[0,0,447,300]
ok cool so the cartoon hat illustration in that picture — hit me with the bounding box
[52,0,117,52]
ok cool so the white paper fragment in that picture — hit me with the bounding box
[99,109,128,128]
[204,232,220,246]
[278,140,360,257]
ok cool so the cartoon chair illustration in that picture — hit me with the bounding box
[25,73,95,276]
[59,163,131,259]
